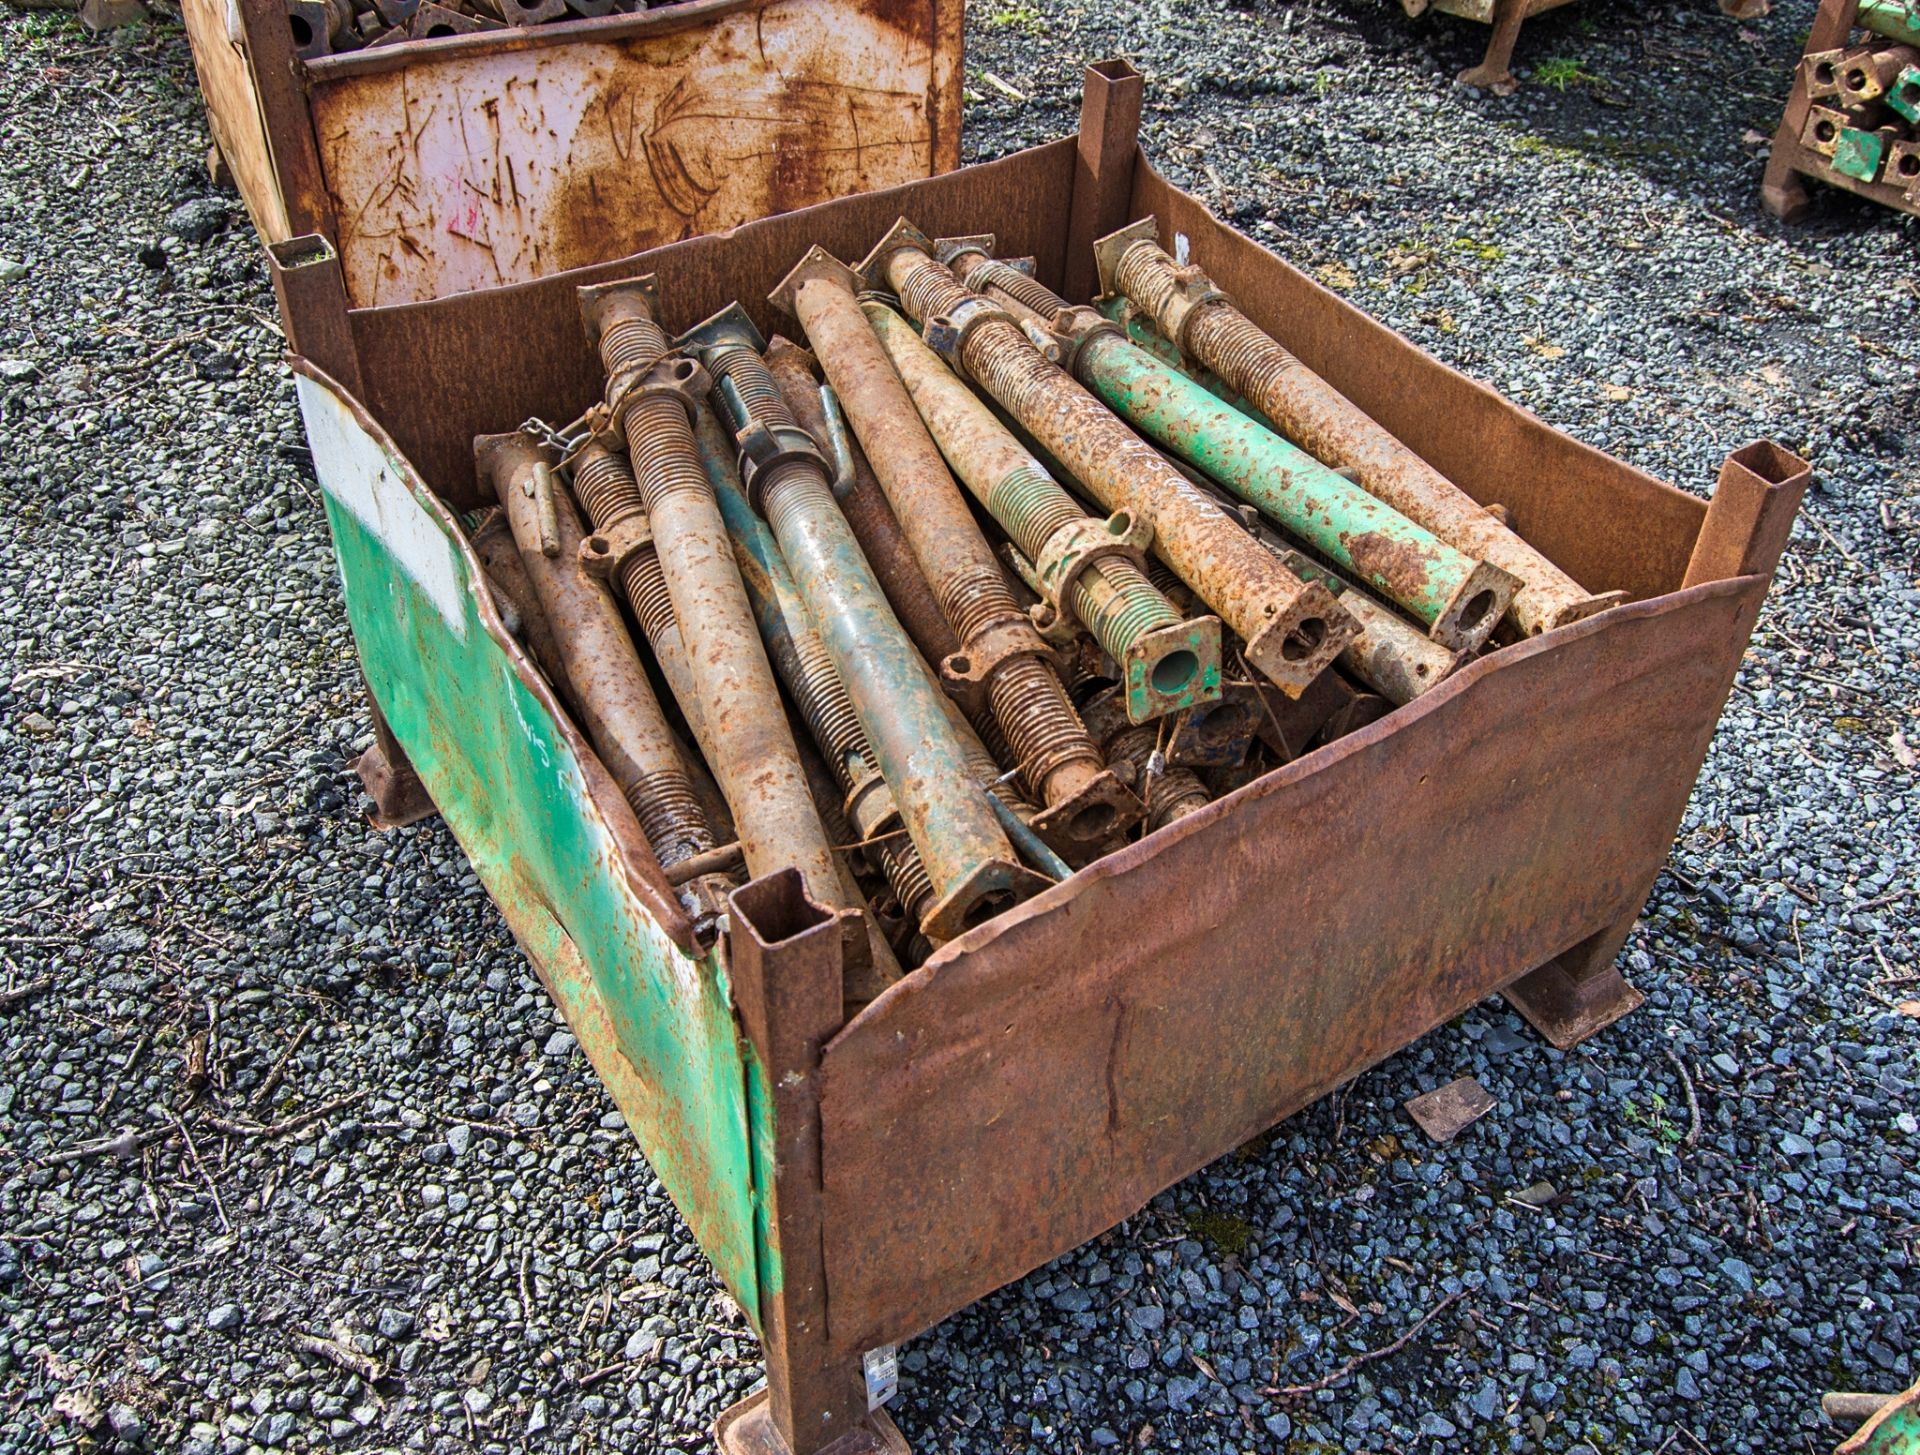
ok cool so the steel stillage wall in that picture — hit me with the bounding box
[290,368,766,1322]
[308,0,964,306]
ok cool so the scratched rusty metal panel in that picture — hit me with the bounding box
[816,578,1768,1357]
[307,0,961,307]
[288,365,765,1322]
[180,0,296,240]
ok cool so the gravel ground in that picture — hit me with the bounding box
[1,0,1915,1450]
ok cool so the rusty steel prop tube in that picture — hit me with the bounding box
[1097,221,1622,638]
[1273,546,1464,706]
[862,300,1223,726]
[579,280,848,928]
[476,433,731,919]
[765,345,1029,781]
[473,503,744,836]
[1838,42,1917,103]
[679,304,1048,942]
[762,339,961,671]
[938,238,1068,323]
[469,510,575,704]
[570,441,709,740]
[692,401,940,937]
[941,248,1516,652]
[1323,584,1463,706]
[772,250,1142,852]
[858,219,1357,700]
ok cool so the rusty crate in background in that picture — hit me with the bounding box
[1763,0,1920,221]
[181,0,964,307]
[263,60,1806,1455]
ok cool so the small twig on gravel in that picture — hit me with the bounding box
[100,330,208,376]
[180,1028,210,1106]
[434,1111,518,1138]
[1662,1047,1702,1150]
[291,1330,387,1384]
[583,1232,631,1274]
[1799,507,1864,569]
[1264,1290,1466,1397]
[0,975,53,1008]
[249,1023,312,1118]
[172,1114,231,1233]
[202,1089,369,1141]
[981,70,1028,101]
[41,1124,176,1166]
[576,1345,660,1389]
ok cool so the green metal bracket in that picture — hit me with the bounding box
[1833,125,1892,180]
[1887,64,1920,122]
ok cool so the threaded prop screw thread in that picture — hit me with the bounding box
[625,768,716,868]
[986,654,1104,798]
[1106,727,1208,832]
[958,255,1068,319]
[1111,245,1298,399]
[573,444,647,533]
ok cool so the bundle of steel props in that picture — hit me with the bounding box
[462,219,1617,977]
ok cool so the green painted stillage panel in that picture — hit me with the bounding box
[293,372,764,1325]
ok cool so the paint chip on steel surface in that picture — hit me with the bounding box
[1404,1076,1496,1143]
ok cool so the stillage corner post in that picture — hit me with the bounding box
[717,871,909,1455]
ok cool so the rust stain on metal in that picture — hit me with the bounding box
[308,0,952,307]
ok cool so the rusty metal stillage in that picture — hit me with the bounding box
[265,58,1808,1455]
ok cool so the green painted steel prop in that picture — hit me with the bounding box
[1098,295,1252,415]
[1832,124,1895,179]
[857,218,1359,700]
[1077,298,1468,703]
[769,248,1142,853]
[1860,0,1920,45]
[679,304,1049,942]
[1891,63,1920,121]
[861,299,1222,725]
[1046,307,1516,652]
[694,402,940,939]
[1095,217,1624,639]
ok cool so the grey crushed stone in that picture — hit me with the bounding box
[1,0,1915,1450]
